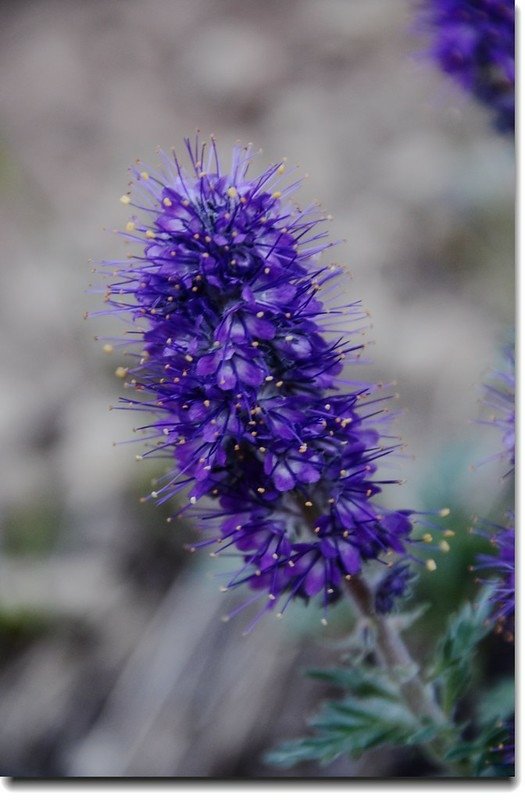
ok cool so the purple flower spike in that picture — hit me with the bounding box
[99,137,420,621]
[420,0,515,133]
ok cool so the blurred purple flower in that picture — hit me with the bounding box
[475,343,515,638]
[374,561,415,614]
[99,137,419,621]
[420,0,515,133]
[477,520,514,639]
[480,343,515,471]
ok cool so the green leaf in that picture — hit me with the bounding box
[405,723,450,746]
[306,666,400,701]
[265,664,444,768]
[388,603,431,632]
[444,722,513,777]
[477,677,515,726]
[431,585,494,715]
[265,736,349,767]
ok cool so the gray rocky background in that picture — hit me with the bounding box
[0,0,514,778]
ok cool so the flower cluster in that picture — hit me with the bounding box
[420,0,515,133]
[475,344,515,638]
[99,138,420,622]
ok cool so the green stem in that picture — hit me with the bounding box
[345,575,469,776]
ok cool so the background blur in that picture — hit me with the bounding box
[0,0,514,778]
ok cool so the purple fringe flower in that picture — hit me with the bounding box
[476,519,514,639]
[420,0,515,133]
[475,342,515,638]
[480,343,515,471]
[98,137,420,622]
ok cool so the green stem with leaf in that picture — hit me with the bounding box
[345,575,462,774]
[266,572,502,776]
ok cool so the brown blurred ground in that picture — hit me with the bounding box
[0,0,514,778]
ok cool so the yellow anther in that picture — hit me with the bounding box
[115,366,128,378]
[439,508,450,517]
[426,559,437,572]
[277,164,286,175]
[257,487,265,494]
[163,197,172,206]
[102,344,114,353]
[145,229,155,239]
[227,186,238,198]
[439,540,451,553]
[125,221,135,232]
[272,191,282,199]
[422,532,433,543]
[444,529,455,538]
[120,195,131,205]
[140,171,149,180]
